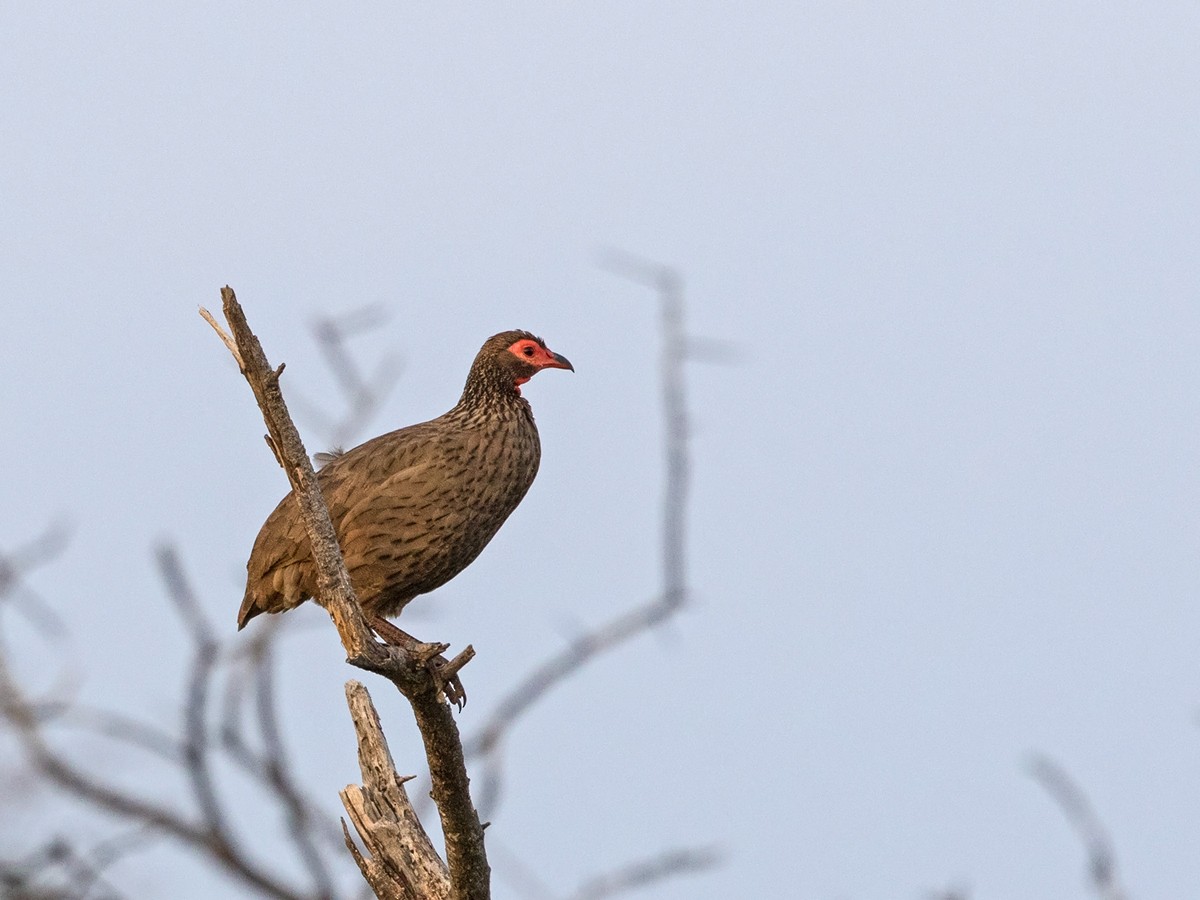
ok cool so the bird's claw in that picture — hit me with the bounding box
[430,645,476,710]
[368,614,473,710]
[434,663,468,710]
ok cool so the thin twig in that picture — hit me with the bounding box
[566,846,722,900]
[598,251,690,609]
[0,522,72,635]
[290,305,404,452]
[0,644,310,900]
[1027,753,1129,900]
[217,621,349,858]
[155,546,235,858]
[255,641,337,899]
[199,305,244,369]
[0,834,136,900]
[70,825,159,900]
[155,544,214,646]
[465,591,684,763]
[27,702,184,764]
[465,255,696,816]
[2,555,348,898]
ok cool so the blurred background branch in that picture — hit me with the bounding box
[465,255,703,816]
[0,297,715,898]
[1028,753,1129,900]
[289,305,404,455]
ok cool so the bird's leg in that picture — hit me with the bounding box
[367,613,418,646]
[368,613,469,709]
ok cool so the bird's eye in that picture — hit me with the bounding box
[523,345,535,356]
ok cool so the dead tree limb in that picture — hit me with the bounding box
[202,291,375,663]
[201,286,490,900]
[340,680,451,900]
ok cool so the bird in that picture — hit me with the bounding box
[237,330,573,634]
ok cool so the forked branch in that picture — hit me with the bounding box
[201,287,490,900]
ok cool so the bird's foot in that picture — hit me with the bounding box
[368,614,473,710]
[430,645,475,710]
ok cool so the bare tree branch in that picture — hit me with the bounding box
[202,287,490,900]
[566,847,721,900]
[598,252,689,607]
[464,589,686,785]
[0,832,140,900]
[255,640,338,898]
[198,305,244,369]
[155,545,235,861]
[1027,753,1129,900]
[0,521,71,636]
[309,306,404,451]
[464,255,698,817]
[340,680,450,900]
[0,642,311,900]
[26,701,183,764]
[215,620,350,861]
[22,644,349,891]
[201,292,375,662]
[5,276,716,900]
[0,534,338,900]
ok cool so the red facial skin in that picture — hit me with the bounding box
[507,338,574,389]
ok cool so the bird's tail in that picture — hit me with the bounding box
[236,591,263,630]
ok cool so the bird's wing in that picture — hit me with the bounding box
[337,455,466,545]
[240,459,367,614]
[241,419,457,624]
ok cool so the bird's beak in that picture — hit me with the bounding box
[545,351,574,372]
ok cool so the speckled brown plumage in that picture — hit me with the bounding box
[237,330,572,630]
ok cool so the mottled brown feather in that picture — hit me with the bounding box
[237,330,565,629]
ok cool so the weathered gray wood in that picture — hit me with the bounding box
[341,680,450,900]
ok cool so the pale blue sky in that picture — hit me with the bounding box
[3,4,1200,898]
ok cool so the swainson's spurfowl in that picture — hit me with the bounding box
[237,330,572,632]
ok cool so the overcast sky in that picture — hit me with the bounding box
[3,4,1200,899]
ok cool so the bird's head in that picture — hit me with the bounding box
[469,330,573,397]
